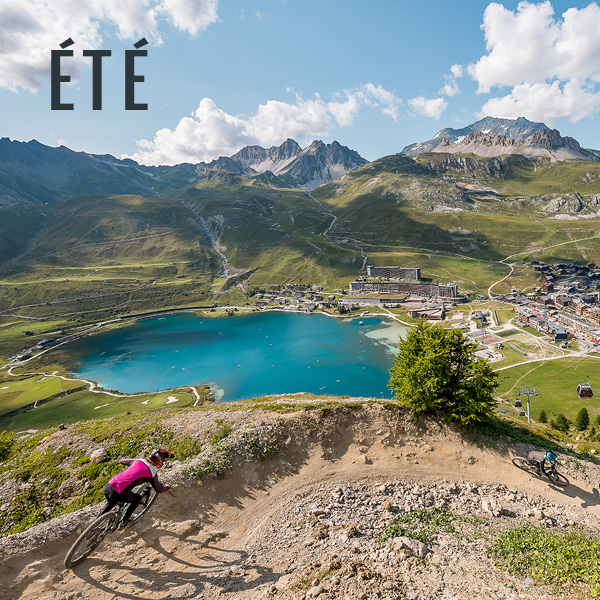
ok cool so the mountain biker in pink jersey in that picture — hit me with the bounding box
[100,448,174,527]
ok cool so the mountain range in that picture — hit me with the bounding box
[402,116,599,161]
[2,115,600,320]
[197,139,367,189]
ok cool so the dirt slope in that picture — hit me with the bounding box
[2,404,600,600]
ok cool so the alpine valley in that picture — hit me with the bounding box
[1,116,600,356]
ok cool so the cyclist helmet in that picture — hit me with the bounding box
[147,448,175,469]
[544,450,557,463]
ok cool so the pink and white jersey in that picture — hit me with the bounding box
[108,459,165,494]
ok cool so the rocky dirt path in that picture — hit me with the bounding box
[2,405,600,600]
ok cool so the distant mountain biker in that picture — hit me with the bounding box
[528,450,557,475]
[100,448,174,528]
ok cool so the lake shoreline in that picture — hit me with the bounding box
[50,311,405,399]
[5,308,407,402]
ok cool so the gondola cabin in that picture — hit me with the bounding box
[577,375,593,399]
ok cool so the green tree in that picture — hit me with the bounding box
[575,407,590,431]
[538,409,548,423]
[550,413,570,433]
[388,322,498,426]
[595,414,600,427]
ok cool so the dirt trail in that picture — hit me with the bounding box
[3,404,600,600]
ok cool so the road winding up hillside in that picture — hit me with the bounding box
[2,402,600,600]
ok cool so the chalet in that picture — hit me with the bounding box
[546,322,568,341]
[536,295,554,306]
[541,283,554,293]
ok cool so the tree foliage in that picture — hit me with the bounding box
[538,409,548,423]
[550,413,570,433]
[388,322,498,426]
[575,407,590,431]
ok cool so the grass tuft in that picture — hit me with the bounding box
[489,525,600,595]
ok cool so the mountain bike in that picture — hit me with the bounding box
[64,482,158,568]
[511,456,570,487]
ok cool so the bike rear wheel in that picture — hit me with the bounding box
[511,456,535,472]
[64,511,116,569]
[546,469,569,487]
[130,487,158,523]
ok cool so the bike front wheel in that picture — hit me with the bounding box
[64,511,116,569]
[546,469,569,487]
[130,487,158,523]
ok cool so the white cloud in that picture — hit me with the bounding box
[408,96,447,120]
[440,80,459,97]
[327,94,361,127]
[0,0,219,92]
[439,63,463,98]
[360,83,402,120]
[327,83,401,126]
[450,64,463,79]
[126,84,402,165]
[159,0,219,35]
[467,1,600,123]
[480,81,600,123]
[469,1,558,93]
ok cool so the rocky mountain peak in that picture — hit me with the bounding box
[526,128,583,152]
[406,117,598,163]
[270,138,302,160]
[197,139,366,190]
[403,116,550,156]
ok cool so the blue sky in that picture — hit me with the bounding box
[1,0,600,164]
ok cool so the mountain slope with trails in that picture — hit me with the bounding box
[2,401,600,600]
[3,124,600,330]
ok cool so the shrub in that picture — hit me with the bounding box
[538,409,548,423]
[206,418,233,445]
[0,431,15,461]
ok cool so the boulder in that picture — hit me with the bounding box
[89,448,108,463]
[481,496,503,517]
[388,536,431,558]
[306,584,324,597]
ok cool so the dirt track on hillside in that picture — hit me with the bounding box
[3,404,600,600]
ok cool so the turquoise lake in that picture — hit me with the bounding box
[64,311,406,400]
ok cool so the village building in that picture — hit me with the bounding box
[366,265,420,280]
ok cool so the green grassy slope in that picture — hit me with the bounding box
[2,153,600,340]
[496,357,600,422]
